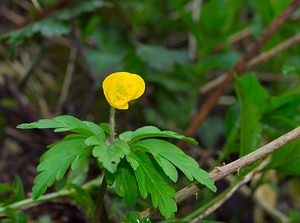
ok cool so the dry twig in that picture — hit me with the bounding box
[140,126,300,218]
[184,0,300,137]
[191,158,271,222]
[200,32,300,94]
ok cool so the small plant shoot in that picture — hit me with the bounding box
[17,72,216,220]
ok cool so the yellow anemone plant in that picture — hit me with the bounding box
[102,72,145,110]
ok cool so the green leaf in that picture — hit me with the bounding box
[32,136,87,199]
[223,103,240,156]
[67,148,91,185]
[125,212,151,223]
[235,75,269,156]
[129,152,177,219]
[3,208,28,223]
[92,139,130,173]
[1,177,25,206]
[99,123,111,135]
[49,1,110,21]
[1,0,111,47]
[115,160,138,205]
[68,183,94,217]
[126,153,139,171]
[267,93,300,117]
[269,139,300,176]
[0,183,12,193]
[85,135,106,146]
[17,115,104,136]
[119,126,197,145]
[289,209,300,223]
[262,92,300,137]
[136,44,188,71]
[133,139,216,192]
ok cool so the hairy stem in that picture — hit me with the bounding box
[92,107,116,223]
[110,107,116,142]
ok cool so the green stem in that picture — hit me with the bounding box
[109,107,116,142]
[0,176,103,216]
[92,107,116,223]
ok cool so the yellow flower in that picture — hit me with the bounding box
[102,72,145,110]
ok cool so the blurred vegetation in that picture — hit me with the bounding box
[0,0,300,222]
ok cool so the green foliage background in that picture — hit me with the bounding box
[0,0,300,222]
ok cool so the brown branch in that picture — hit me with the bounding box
[140,126,300,218]
[228,27,252,44]
[16,0,69,28]
[184,0,300,137]
[246,32,300,68]
[1,1,71,47]
[0,6,25,25]
[201,32,300,94]
[191,158,271,222]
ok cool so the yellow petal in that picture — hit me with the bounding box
[102,72,145,110]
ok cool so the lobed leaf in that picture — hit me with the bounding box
[17,115,104,137]
[119,125,197,145]
[92,139,130,173]
[32,136,87,199]
[128,152,177,219]
[132,139,216,192]
[115,160,138,205]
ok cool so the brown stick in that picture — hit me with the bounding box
[16,0,69,28]
[191,158,271,222]
[246,32,300,68]
[184,0,300,137]
[201,32,300,94]
[140,126,300,218]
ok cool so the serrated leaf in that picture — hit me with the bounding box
[153,155,178,182]
[235,75,269,156]
[119,126,197,145]
[269,139,300,175]
[17,115,104,136]
[126,153,139,171]
[129,152,177,219]
[92,139,130,173]
[115,160,138,205]
[32,136,87,199]
[133,139,216,192]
